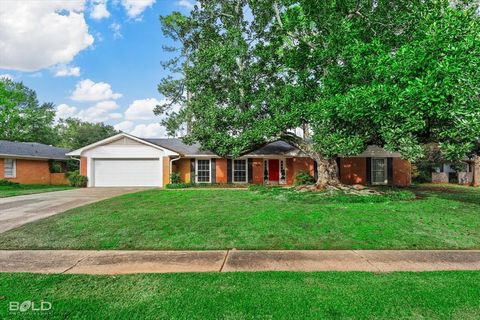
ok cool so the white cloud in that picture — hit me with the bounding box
[90,0,110,20]
[109,112,123,119]
[71,79,122,101]
[176,0,196,10]
[121,0,155,19]
[124,98,160,120]
[55,65,81,77]
[131,123,166,138]
[0,1,94,72]
[109,22,122,39]
[56,103,78,120]
[56,100,120,122]
[114,120,134,132]
[77,100,120,122]
[0,74,13,80]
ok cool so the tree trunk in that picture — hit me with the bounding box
[314,155,340,187]
[474,155,480,187]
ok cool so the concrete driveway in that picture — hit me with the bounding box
[0,188,148,233]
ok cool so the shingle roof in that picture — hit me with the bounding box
[0,140,69,160]
[143,138,309,157]
[143,138,217,156]
[244,140,307,157]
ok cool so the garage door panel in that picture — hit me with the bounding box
[94,159,161,187]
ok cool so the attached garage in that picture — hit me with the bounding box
[93,159,162,187]
[66,133,179,187]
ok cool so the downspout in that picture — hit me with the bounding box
[169,156,182,183]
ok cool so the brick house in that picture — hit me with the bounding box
[0,140,69,185]
[67,133,411,187]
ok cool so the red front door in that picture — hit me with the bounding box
[268,159,280,181]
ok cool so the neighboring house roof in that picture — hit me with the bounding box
[143,138,217,156]
[244,140,308,157]
[0,140,69,160]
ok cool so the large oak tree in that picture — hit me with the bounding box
[158,0,480,187]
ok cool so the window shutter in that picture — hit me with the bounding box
[248,158,253,183]
[387,157,394,185]
[366,157,372,185]
[190,159,195,182]
[211,158,216,184]
[227,159,232,183]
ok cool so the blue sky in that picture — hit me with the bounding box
[0,0,195,137]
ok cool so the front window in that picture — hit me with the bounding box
[196,159,211,183]
[233,159,247,183]
[4,159,16,178]
[372,158,387,185]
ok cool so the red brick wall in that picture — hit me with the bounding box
[286,158,294,185]
[252,158,263,184]
[50,173,69,185]
[393,158,411,187]
[163,157,170,186]
[340,158,367,185]
[286,157,315,185]
[80,157,87,176]
[216,158,227,183]
[1,159,51,184]
[0,159,3,179]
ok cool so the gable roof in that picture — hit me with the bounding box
[143,138,217,156]
[0,140,69,160]
[66,133,179,156]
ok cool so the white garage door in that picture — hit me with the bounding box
[94,159,162,187]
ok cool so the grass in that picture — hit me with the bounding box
[0,184,73,198]
[0,184,478,250]
[0,271,479,319]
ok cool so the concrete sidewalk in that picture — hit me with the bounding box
[1,250,480,274]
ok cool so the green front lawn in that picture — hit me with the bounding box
[0,185,478,250]
[0,184,73,198]
[1,271,479,319]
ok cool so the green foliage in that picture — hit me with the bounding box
[166,182,192,189]
[0,179,18,186]
[170,172,181,184]
[48,161,64,173]
[294,171,315,186]
[158,0,480,167]
[56,118,118,150]
[66,170,88,188]
[0,79,58,145]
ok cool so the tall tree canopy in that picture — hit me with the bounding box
[56,118,118,151]
[159,0,480,186]
[0,79,57,145]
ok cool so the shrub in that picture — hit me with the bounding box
[66,170,88,187]
[0,179,19,186]
[166,183,192,189]
[170,172,181,184]
[294,171,315,186]
[49,161,63,173]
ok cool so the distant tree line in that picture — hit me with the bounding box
[0,78,118,151]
